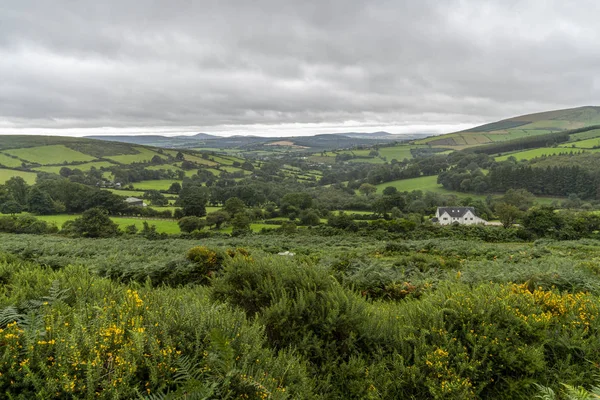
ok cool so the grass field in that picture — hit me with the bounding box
[375,175,442,193]
[106,147,167,164]
[132,180,182,191]
[495,147,596,161]
[5,145,96,165]
[106,189,148,197]
[0,168,38,184]
[0,153,24,168]
[377,146,416,160]
[180,154,219,166]
[570,128,600,141]
[35,214,181,234]
[560,137,600,149]
[34,161,116,174]
[375,175,564,205]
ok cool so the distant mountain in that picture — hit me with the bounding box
[86,131,417,151]
[173,133,216,139]
[416,106,600,148]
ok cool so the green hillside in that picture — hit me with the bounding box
[416,106,600,149]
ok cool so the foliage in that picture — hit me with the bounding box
[63,207,120,238]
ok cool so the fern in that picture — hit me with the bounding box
[0,280,70,328]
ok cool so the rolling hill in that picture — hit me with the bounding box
[416,106,600,149]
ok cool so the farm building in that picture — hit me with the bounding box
[432,207,486,225]
[124,197,146,207]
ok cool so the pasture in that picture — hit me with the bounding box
[495,147,595,161]
[105,147,167,164]
[560,137,600,149]
[0,153,24,168]
[35,214,181,234]
[131,179,182,191]
[0,168,38,184]
[4,145,96,164]
[34,161,116,174]
[569,128,600,141]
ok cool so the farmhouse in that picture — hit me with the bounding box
[124,197,146,207]
[433,207,486,225]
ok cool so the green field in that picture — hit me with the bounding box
[33,161,116,174]
[569,128,600,141]
[5,145,96,165]
[106,189,148,197]
[0,168,38,184]
[180,154,219,166]
[106,147,167,164]
[375,175,442,193]
[0,153,24,168]
[377,145,417,160]
[560,137,600,149]
[132,180,182,191]
[35,214,181,234]
[495,147,597,161]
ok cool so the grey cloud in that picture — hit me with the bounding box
[1,0,600,134]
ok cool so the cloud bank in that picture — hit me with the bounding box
[1,0,600,136]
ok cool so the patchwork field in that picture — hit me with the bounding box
[495,147,598,161]
[35,214,181,234]
[33,161,116,174]
[4,145,96,165]
[131,179,182,191]
[569,128,600,141]
[105,147,167,164]
[375,175,443,193]
[0,168,38,184]
[560,137,600,149]
[0,153,24,168]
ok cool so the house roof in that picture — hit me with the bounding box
[125,197,143,203]
[437,207,476,218]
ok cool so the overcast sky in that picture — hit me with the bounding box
[1,0,600,137]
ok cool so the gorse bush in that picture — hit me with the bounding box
[0,258,313,399]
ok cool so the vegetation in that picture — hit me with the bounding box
[5,119,600,397]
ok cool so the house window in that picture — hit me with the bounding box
[443,218,448,220]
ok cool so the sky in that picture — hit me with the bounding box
[1,0,600,137]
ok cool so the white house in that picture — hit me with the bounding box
[124,197,147,207]
[433,207,486,225]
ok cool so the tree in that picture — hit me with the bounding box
[144,190,168,206]
[67,207,119,237]
[495,203,522,229]
[177,216,206,233]
[179,185,208,217]
[5,177,28,206]
[223,197,246,217]
[151,155,163,164]
[176,151,185,161]
[281,192,313,213]
[206,210,230,229]
[0,200,23,215]
[241,161,255,171]
[27,187,55,215]
[231,212,251,236]
[168,182,182,194]
[500,189,535,211]
[521,206,563,238]
[358,183,377,196]
[299,209,321,226]
[383,186,398,196]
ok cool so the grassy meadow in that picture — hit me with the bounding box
[0,168,38,184]
[4,145,96,164]
[0,153,24,168]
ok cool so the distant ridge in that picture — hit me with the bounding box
[415,106,600,149]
